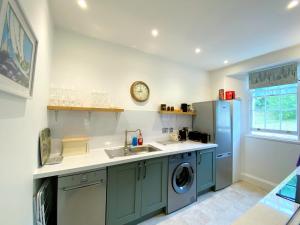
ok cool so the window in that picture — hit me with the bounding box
[250,83,298,135]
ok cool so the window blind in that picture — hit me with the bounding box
[249,63,298,89]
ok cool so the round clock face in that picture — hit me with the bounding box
[130,81,150,102]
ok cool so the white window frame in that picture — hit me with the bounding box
[249,83,299,139]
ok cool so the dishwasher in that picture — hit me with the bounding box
[57,169,106,225]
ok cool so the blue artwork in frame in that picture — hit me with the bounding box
[0,0,37,98]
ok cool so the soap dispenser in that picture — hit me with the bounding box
[138,131,143,146]
[132,136,138,147]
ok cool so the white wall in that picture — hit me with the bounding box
[51,28,211,111]
[209,44,300,190]
[49,110,193,150]
[49,28,212,148]
[243,137,300,189]
[0,1,53,225]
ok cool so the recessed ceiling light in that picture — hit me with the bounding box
[224,60,229,64]
[78,0,88,9]
[151,29,159,37]
[287,0,299,9]
[195,48,201,54]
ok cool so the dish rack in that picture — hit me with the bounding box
[33,179,55,225]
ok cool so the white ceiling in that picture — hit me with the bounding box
[49,0,300,71]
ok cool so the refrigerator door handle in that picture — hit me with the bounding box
[216,152,232,158]
[216,154,223,158]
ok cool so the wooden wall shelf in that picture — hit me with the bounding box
[159,110,196,116]
[47,105,124,112]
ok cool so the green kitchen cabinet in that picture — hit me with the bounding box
[106,161,142,225]
[107,157,168,225]
[197,148,216,194]
[141,157,168,216]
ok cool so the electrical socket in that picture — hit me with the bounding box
[162,128,168,133]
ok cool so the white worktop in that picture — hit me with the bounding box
[33,141,217,179]
[233,169,300,225]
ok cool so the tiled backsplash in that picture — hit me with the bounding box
[49,110,192,152]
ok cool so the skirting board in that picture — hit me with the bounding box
[240,173,277,192]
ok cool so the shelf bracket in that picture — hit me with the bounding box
[115,112,120,120]
[55,110,58,122]
[88,112,92,121]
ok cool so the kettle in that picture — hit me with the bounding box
[179,127,188,141]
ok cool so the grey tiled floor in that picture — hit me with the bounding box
[139,182,267,225]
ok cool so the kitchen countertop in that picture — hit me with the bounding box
[33,141,217,179]
[233,169,300,225]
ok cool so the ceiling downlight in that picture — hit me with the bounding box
[287,0,299,9]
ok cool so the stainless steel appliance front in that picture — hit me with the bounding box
[167,152,196,214]
[192,101,233,191]
[57,169,106,225]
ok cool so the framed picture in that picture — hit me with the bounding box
[0,0,38,98]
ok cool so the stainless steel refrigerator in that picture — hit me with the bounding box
[192,100,233,191]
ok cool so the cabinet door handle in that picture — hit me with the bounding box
[137,163,142,180]
[143,161,147,179]
[198,154,202,165]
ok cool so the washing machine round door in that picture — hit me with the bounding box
[172,162,194,194]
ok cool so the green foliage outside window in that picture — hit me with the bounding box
[251,84,298,132]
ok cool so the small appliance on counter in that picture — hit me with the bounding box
[188,131,211,143]
[178,128,188,141]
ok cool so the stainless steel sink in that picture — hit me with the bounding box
[105,145,161,159]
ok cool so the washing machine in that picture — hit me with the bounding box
[167,151,197,214]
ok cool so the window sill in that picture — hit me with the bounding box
[246,132,300,145]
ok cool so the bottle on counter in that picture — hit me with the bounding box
[132,136,138,147]
[138,131,143,146]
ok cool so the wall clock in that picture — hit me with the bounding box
[130,81,150,102]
